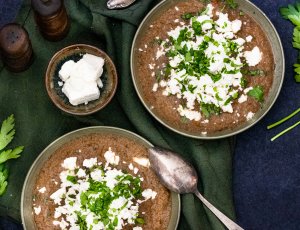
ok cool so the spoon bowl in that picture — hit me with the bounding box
[148,146,244,230]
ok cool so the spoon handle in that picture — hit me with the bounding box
[194,190,244,230]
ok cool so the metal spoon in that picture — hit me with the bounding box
[148,146,244,230]
[107,0,136,9]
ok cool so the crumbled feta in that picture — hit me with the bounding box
[178,105,201,121]
[34,206,41,215]
[246,112,255,120]
[61,157,77,170]
[49,148,156,230]
[128,163,134,170]
[152,83,158,92]
[244,46,262,66]
[246,35,253,42]
[133,157,150,168]
[151,5,264,121]
[142,189,157,200]
[133,227,143,230]
[238,94,248,103]
[83,157,97,168]
[38,187,46,194]
[104,148,120,165]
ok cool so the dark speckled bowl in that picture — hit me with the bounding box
[45,44,118,116]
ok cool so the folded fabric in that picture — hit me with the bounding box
[0,0,235,229]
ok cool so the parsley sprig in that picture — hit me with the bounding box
[280,2,300,82]
[0,115,24,196]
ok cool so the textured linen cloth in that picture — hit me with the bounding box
[233,0,300,230]
[0,1,235,230]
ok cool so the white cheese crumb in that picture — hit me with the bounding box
[133,167,139,174]
[238,94,248,103]
[77,168,86,177]
[104,148,120,165]
[50,188,65,205]
[246,35,253,42]
[149,63,155,70]
[128,163,134,170]
[244,46,262,66]
[231,19,242,33]
[38,187,46,194]
[201,132,207,135]
[244,87,253,94]
[83,158,97,168]
[175,6,179,11]
[246,112,254,120]
[133,157,150,168]
[133,227,143,230]
[61,157,77,170]
[34,206,41,215]
[138,48,143,52]
[178,105,201,121]
[142,189,157,200]
[152,83,158,92]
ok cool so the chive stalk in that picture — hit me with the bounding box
[267,108,300,129]
[271,121,300,141]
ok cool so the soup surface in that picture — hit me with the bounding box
[135,0,274,134]
[32,133,171,230]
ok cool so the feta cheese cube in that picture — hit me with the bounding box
[82,54,105,78]
[71,59,99,82]
[59,60,76,81]
[62,77,100,106]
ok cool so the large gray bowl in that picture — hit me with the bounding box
[131,0,285,139]
[21,127,180,229]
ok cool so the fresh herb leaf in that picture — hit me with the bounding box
[0,115,24,196]
[0,147,24,165]
[200,103,221,118]
[181,12,194,20]
[294,63,300,82]
[247,86,264,102]
[280,3,300,82]
[135,217,145,224]
[67,175,77,184]
[0,164,8,196]
[223,0,238,9]
[0,115,16,151]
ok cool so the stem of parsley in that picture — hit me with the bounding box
[267,108,300,141]
[267,108,300,129]
[271,121,300,141]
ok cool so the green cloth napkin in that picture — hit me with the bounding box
[0,0,236,229]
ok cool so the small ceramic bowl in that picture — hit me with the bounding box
[45,44,118,115]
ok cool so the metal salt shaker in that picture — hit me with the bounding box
[31,0,70,41]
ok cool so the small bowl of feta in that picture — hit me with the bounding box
[45,44,118,115]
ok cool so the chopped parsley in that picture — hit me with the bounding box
[153,3,263,121]
[49,149,156,229]
[247,86,264,102]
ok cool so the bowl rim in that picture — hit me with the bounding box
[130,0,285,139]
[45,44,118,116]
[21,126,181,230]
